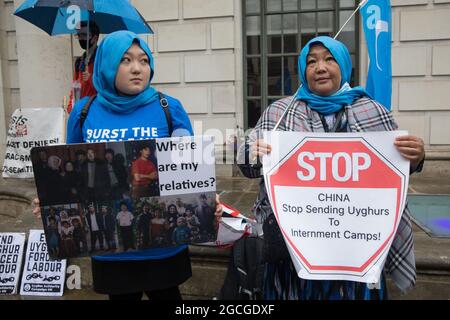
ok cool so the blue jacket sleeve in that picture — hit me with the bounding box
[66,97,89,144]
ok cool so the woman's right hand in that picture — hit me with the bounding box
[251,139,272,160]
[32,198,41,218]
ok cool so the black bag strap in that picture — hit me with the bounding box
[79,92,174,137]
[79,94,97,131]
[232,238,251,299]
[158,91,173,136]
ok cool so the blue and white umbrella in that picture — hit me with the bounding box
[14,0,153,35]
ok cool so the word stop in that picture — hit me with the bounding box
[297,152,371,182]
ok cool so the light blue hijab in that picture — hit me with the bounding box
[296,36,370,115]
[93,31,159,114]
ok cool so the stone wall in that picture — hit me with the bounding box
[131,0,243,146]
[389,0,450,157]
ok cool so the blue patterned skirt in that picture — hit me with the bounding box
[263,260,387,300]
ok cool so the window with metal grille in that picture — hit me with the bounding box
[243,0,359,129]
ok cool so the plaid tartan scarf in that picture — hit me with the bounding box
[238,96,416,293]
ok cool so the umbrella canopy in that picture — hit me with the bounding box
[14,0,153,35]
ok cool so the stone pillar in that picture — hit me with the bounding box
[0,38,6,163]
[0,0,18,166]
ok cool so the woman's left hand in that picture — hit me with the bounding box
[394,135,425,171]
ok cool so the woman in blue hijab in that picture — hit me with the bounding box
[296,36,370,115]
[67,30,193,143]
[238,36,425,300]
[65,31,221,300]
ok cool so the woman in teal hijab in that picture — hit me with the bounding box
[238,36,425,300]
[65,31,223,300]
[92,30,159,114]
[296,36,370,115]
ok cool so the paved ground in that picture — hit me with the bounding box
[1,163,450,299]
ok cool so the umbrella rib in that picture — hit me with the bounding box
[57,6,64,17]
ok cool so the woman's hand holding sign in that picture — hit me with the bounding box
[252,139,272,159]
[394,135,425,172]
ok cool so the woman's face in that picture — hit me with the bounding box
[305,44,341,97]
[115,43,151,96]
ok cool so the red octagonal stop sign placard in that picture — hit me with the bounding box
[264,132,409,283]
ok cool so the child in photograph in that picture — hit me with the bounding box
[45,206,60,228]
[189,226,202,243]
[116,202,135,251]
[69,208,83,231]
[166,204,179,236]
[46,217,60,257]
[60,210,71,225]
[185,206,200,229]
[136,203,153,249]
[101,205,117,251]
[72,218,88,254]
[59,210,71,236]
[172,217,191,245]
[60,220,77,257]
[151,208,168,246]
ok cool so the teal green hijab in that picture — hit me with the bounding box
[93,31,159,114]
[296,36,370,115]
